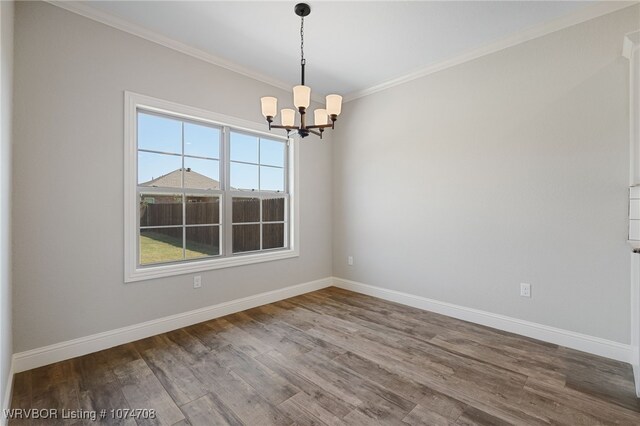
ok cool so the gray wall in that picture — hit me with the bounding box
[333,5,640,344]
[12,1,332,353]
[1,0,14,406]
[11,1,639,354]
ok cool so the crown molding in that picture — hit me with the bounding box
[45,1,325,103]
[623,29,640,59]
[46,1,638,105]
[343,1,639,103]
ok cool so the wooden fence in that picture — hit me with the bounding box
[140,197,285,251]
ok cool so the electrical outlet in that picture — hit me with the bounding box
[193,275,202,289]
[347,256,354,266]
[520,283,531,298]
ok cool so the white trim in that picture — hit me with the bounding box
[343,2,637,103]
[46,1,635,105]
[623,30,640,60]
[626,32,640,397]
[333,277,633,364]
[124,91,299,283]
[45,1,324,104]
[1,361,13,426]
[12,277,332,373]
[626,31,640,185]
[128,250,300,283]
[632,253,640,396]
[125,91,283,138]
[8,277,636,379]
[44,1,323,103]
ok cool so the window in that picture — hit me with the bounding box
[137,112,222,265]
[125,92,298,282]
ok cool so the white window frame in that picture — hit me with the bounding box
[124,91,299,282]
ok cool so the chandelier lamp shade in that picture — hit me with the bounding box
[260,3,342,139]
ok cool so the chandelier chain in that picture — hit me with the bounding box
[300,17,305,65]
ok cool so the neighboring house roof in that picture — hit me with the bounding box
[140,168,220,190]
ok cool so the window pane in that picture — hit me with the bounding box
[186,226,220,258]
[260,166,284,192]
[140,228,184,265]
[260,139,285,167]
[230,162,258,190]
[138,112,182,154]
[233,224,260,253]
[263,224,285,250]
[139,194,183,227]
[232,197,259,223]
[183,158,220,189]
[262,198,285,222]
[230,132,258,163]
[184,122,220,159]
[138,152,182,187]
[186,196,219,225]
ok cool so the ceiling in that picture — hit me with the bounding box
[71,1,619,99]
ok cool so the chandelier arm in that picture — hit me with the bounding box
[306,124,334,130]
[269,124,298,130]
[307,129,322,137]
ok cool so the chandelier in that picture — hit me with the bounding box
[260,3,342,139]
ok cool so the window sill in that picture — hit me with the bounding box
[125,248,299,283]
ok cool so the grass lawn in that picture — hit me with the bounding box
[140,232,218,265]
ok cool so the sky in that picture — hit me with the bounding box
[137,112,285,191]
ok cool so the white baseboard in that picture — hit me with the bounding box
[10,276,634,375]
[634,364,640,397]
[12,277,332,373]
[1,361,14,426]
[333,277,632,364]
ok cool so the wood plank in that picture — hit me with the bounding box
[181,322,229,352]
[278,392,344,426]
[262,350,361,408]
[556,346,640,412]
[73,350,135,426]
[341,408,406,425]
[9,371,32,410]
[163,328,210,361]
[212,344,299,405]
[403,403,461,426]
[523,378,640,424]
[254,353,355,419]
[108,344,185,426]
[192,367,293,426]
[202,317,273,358]
[225,312,311,358]
[332,351,429,404]
[278,398,326,426]
[267,350,416,423]
[29,361,82,426]
[429,332,566,387]
[179,393,243,426]
[514,387,611,425]
[455,406,514,426]
[133,335,209,407]
[10,288,640,426]
[8,371,32,426]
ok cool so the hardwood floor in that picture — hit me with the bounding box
[9,287,640,425]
